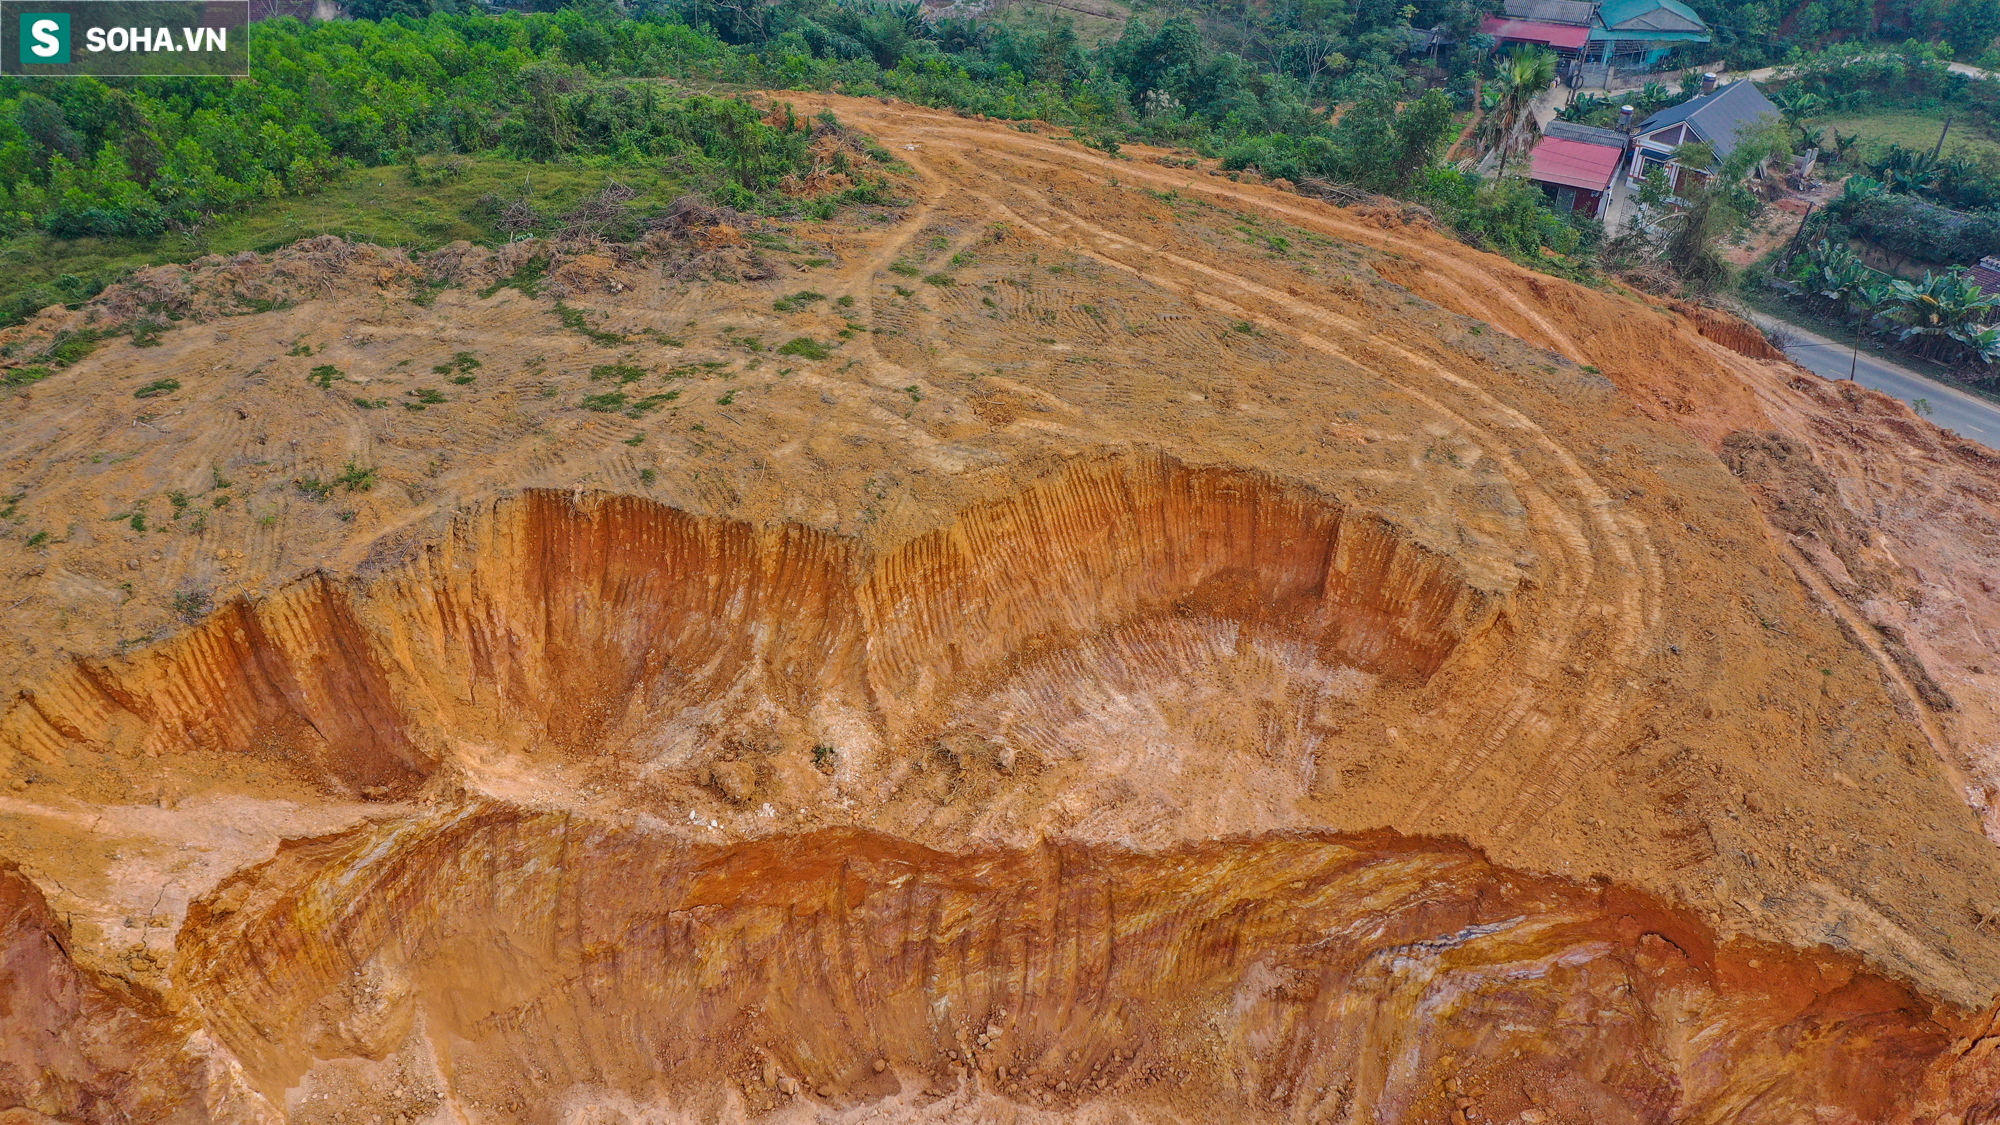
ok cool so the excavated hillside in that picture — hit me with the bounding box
[2,98,1999,1124]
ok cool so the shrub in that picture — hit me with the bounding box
[776,337,833,359]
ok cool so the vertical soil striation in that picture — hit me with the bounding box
[3,454,1498,796]
[164,810,1967,1125]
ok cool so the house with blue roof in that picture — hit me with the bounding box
[1479,0,1709,72]
[1627,78,1782,193]
[1588,0,1711,70]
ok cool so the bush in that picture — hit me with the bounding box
[1832,179,2000,263]
[776,336,832,358]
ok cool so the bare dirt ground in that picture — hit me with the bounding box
[2,98,1999,1124]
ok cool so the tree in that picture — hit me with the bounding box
[1385,89,1456,191]
[1636,116,1790,294]
[1775,90,1826,148]
[1477,46,1557,177]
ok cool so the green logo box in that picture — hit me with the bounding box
[20,12,68,64]
[2,1,247,75]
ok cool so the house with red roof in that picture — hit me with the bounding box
[1479,0,1708,66]
[1528,121,1629,220]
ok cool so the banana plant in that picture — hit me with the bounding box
[1890,269,2000,360]
[1791,239,1873,317]
[1950,323,2000,365]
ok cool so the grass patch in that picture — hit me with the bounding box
[776,336,832,359]
[432,351,481,375]
[554,301,627,345]
[295,458,375,501]
[172,588,212,622]
[334,459,376,492]
[480,254,550,299]
[625,391,678,416]
[309,365,344,389]
[581,391,628,412]
[409,278,451,307]
[42,329,102,366]
[134,378,180,398]
[1821,110,2000,164]
[774,290,826,312]
[590,363,646,384]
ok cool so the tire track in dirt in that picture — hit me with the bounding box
[878,132,1662,842]
[858,116,1977,844]
[865,113,1589,356]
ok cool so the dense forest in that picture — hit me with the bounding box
[0,0,1561,325]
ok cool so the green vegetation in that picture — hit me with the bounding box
[776,336,832,358]
[172,588,212,622]
[133,377,179,398]
[590,362,646,383]
[555,301,627,345]
[1693,0,2000,64]
[1776,237,2000,381]
[334,460,377,492]
[3,365,51,389]
[295,458,376,500]
[0,11,904,324]
[4,0,1971,336]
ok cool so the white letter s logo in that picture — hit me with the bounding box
[29,18,59,57]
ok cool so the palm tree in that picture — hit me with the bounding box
[1479,46,1558,177]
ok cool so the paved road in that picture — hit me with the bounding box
[1591,60,1993,98]
[1750,313,2000,449]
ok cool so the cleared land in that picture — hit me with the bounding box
[2,99,1999,1124]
